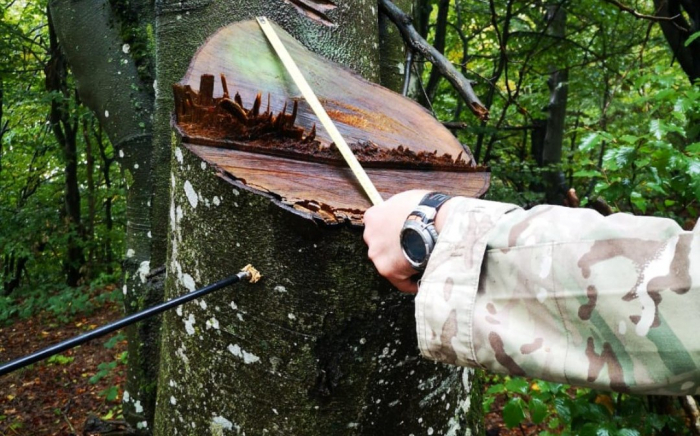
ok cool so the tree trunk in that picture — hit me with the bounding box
[48,0,158,427]
[155,142,483,435]
[540,3,569,205]
[653,0,700,84]
[152,1,485,434]
[46,8,84,287]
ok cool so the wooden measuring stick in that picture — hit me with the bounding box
[256,16,384,206]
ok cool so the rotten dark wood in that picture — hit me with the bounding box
[174,75,479,172]
[174,19,490,224]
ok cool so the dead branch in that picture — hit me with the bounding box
[681,395,700,436]
[378,0,489,121]
[601,0,681,23]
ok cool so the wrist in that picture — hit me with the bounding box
[434,197,457,234]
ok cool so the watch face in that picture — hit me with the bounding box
[401,228,428,263]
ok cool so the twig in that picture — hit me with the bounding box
[378,0,489,121]
[681,395,700,436]
[601,0,680,23]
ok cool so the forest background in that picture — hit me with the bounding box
[0,0,699,435]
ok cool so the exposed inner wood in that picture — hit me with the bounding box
[187,144,490,225]
[174,19,490,225]
[174,74,482,172]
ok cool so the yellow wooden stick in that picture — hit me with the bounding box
[256,16,383,206]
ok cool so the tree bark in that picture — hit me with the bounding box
[153,1,485,434]
[49,0,158,427]
[46,8,84,287]
[653,0,700,84]
[541,3,569,205]
[154,142,483,435]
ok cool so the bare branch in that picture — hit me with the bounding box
[378,0,489,121]
[601,0,681,23]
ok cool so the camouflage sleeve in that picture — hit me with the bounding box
[416,198,700,395]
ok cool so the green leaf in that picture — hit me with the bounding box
[529,397,548,424]
[616,429,640,436]
[650,119,664,140]
[573,169,602,178]
[505,377,529,395]
[486,383,505,395]
[47,354,75,366]
[687,142,700,154]
[578,132,603,151]
[685,31,700,47]
[554,397,572,423]
[503,397,526,429]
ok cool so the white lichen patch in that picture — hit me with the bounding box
[175,147,183,164]
[184,313,196,336]
[170,395,177,405]
[119,149,124,158]
[122,285,128,295]
[138,260,150,284]
[182,274,195,292]
[274,285,287,293]
[201,161,207,170]
[213,196,220,206]
[105,110,109,118]
[227,344,260,364]
[288,313,296,320]
[137,421,148,429]
[206,317,220,330]
[211,416,233,430]
[176,306,183,316]
[183,180,198,208]
[176,205,183,223]
[134,400,143,413]
[126,248,135,258]
[199,299,207,310]
[230,301,237,310]
[123,391,130,403]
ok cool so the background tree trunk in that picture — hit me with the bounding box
[540,3,569,205]
[152,1,484,434]
[49,0,158,427]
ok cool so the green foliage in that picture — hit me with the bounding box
[47,353,75,366]
[485,376,690,435]
[0,0,126,320]
[570,70,700,222]
[90,351,127,402]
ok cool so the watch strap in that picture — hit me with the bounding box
[420,192,453,211]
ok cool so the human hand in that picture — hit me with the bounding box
[363,190,431,293]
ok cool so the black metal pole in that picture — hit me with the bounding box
[0,270,251,377]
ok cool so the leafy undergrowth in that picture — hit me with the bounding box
[0,285,127,436]
[483,375,692,436]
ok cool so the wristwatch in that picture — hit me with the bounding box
[400,192,453,271]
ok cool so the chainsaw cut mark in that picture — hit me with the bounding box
[283,0,337,27]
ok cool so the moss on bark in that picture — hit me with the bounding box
[153,143,483,435]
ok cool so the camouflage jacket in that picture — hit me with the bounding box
[416,198,699,395]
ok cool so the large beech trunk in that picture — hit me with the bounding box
[153,2,486,434]
[154,142,483,435]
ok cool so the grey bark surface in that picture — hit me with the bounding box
[49,0,159,428]
[153,0,484,434]
[154,143,482,435]
[541,3,569,205]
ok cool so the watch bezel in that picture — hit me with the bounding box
[400,219,439,271]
